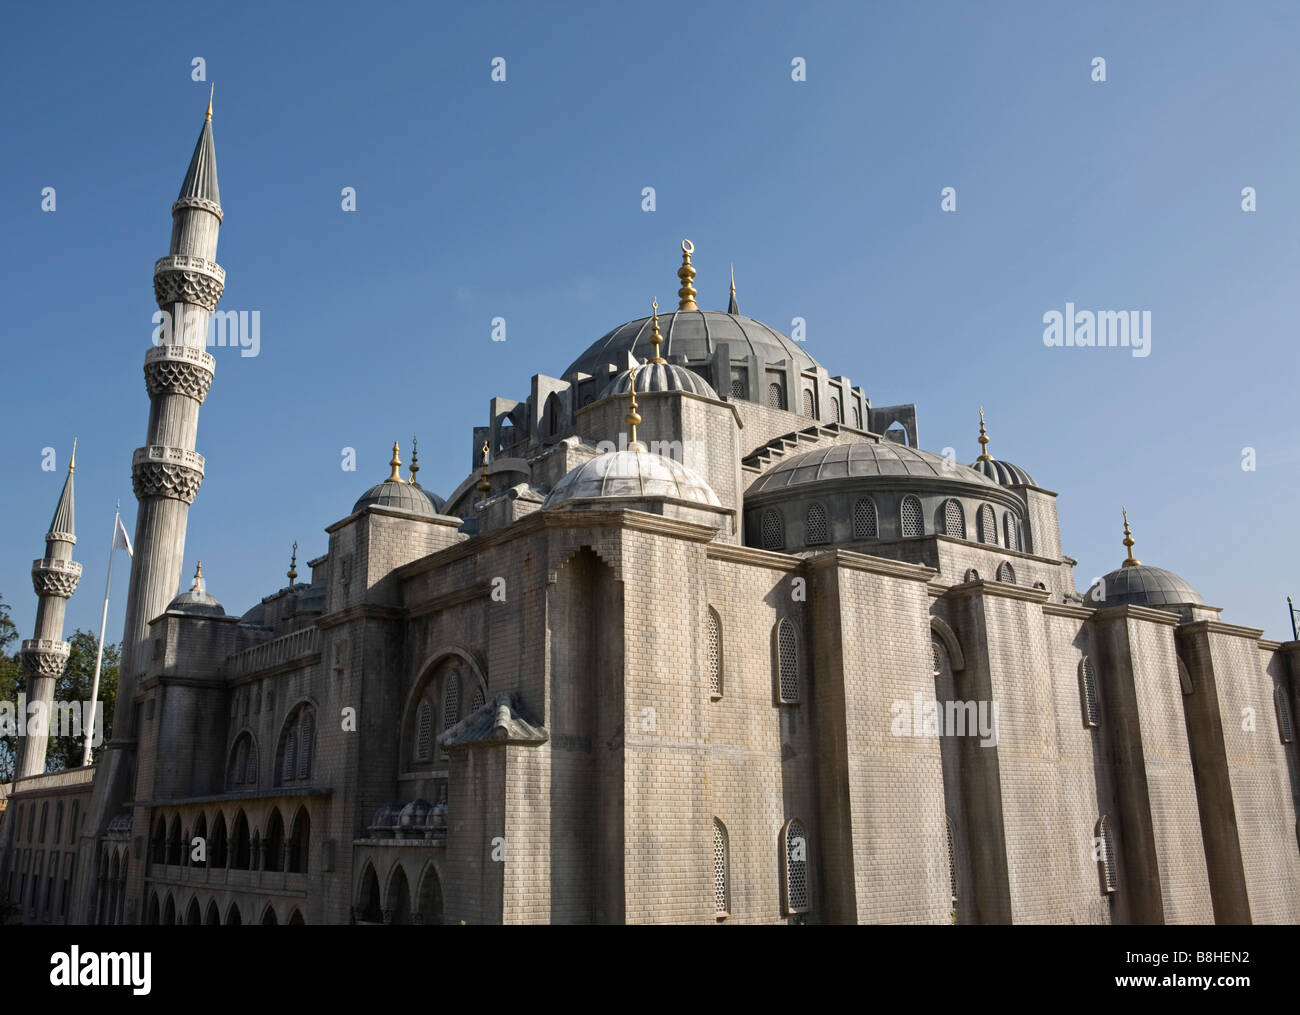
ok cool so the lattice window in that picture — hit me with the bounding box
[767,382,785,410]
[468,682,485,713]
[852,406,861,429]
[942,499,965,539]
[978,504,997,545]
[297,710,314,780]
[1080,658,1101,727]
[802,389,815,418]
[852,497,878,539]
[730,378,746,399]
[443,675,461,731]
[932,642,942,677]
[945,818,958,907]
[805,502,829,545]
[777,619,799,703]
[901,496,923,537]
[996,561,1016,584]
[831,396,842,423]
[784,819,809,913]
[964,568,980,582]
[416,701,433,761]
[1004,514,1020,551]
[1277,687,1296,743]
[1097,816,1117,893]
[712,819,730,915]
[761,509,784,551]
[707,608,723,697]
[232,738,249,787]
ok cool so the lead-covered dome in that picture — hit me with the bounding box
[748,441,999,495]
[566,310,819,379]
[971,458,1036,487]
[352,479,441,517]
[167,562,225,617]
[544,448,721,508]
[1084,564,1203,609]
[599,361,718,400]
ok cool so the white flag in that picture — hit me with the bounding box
[113,514,133,557]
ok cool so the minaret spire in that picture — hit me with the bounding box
[17,442,83,778]
[1121,508,1142,568]
[409,436,421,487]
[206,83,213,121]
[388,441,405,483]
[727,263,739,314]
[976,407,993,462]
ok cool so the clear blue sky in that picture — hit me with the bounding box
[2,1,1298,644]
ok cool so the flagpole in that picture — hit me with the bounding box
[82,503,120,767]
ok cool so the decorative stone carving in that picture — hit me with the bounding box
[20,639,70,678]
[132,445,205,505]
[31,558,82,598]
[144,357,214,402]
[171,196,223,221]
[153,255,225,312]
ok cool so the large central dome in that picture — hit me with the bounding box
[564,310,821,380]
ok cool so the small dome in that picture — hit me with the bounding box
[1084,564,1204,609]
[599,362,718,400]
[970,458,1036,487]
[352,479,439,517]
[369,802,402,837]
[167,563,225,616]
[748,442,999,495]
[543,448,721,508]
[398,799,432,830]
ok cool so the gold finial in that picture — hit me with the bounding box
[69,437,77,474]
[1121,507,1141,568]
[477,440,491,495]
[388,441,405,483]
[206,83,214,121]
[976,407,993,462]
[287,541,298,585]
[626,367,645,450]
[409,436,420,486]
[730,263,736,297]
[648,297,666,364]
[676,239,698,311]
[195,560,203,581]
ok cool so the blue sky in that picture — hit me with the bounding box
[2,0,1298,643]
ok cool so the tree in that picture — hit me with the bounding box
[0,595,20,782]
[44,630,119,772]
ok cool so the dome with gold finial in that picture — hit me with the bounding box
[1083,509,1203,610]
[565,240,819,386]
[968,408,1036,487]
[167,561,226,617]
[352,441,444,516]
[599,297,719,400]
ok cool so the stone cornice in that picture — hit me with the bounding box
[406,582,491,619]
[804,548,937,582]
[324,506,464,534]
[939,579,1051,604]
[1041,601,1095,619]
[1176,618,1267,640]
[1085,603,1182,627]
[131,785,331,809]
[316,602,406,630]
[706,542,802,572]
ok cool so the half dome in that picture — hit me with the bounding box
[748,442,1000,496]
[971,458,1036,487]
[544,448,721,508]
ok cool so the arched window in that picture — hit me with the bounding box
[707,607,723,698]
[1096,816,1117,894]
[977,504,997,545]
[1004,514,1020,551]
[288,807,311,874]
[1079,657,1101,727]
[210,813,228,869]
[225,902,242,926]
[730,377,746,400]
[1276,686,1296,743]
[830,396,842,423]
[761,509,784,551]
[162,894,175,925]
[205,900,220,925]
[468,682,486,713]
[283,728,297,784]
[995,561,1016,584]
[297,710,314,780]
[386,866,411,926]
[231,811,251,870]
[417,863,444,925]
[441,673,461,760]
[712,819,731,916]
[150,816,166,864]
[288,908,305,925]
[852,406,861,429]
[964,568,980,582]
[776,619,799,704]
[900,495,923,537]
[264,810,285,872]
[416,701,433,762]
[767,382,785,411]
[805,502,829,545]
[227,733,255,789]
[802,389,815,418]
[544,392,564,437]
[782,819,809,914]
[852,497,878,539]
[945,817,958,913]
[277,703,316,785]
[942,499,965,539]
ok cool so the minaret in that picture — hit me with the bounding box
[16,443,82,778]
[114,91,225,742]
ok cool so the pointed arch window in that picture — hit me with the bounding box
[707,607,723,699]
[468,682,486,713]
[978,504,997,545]
[297,709,314,780]
[712,819,731,917]
[416,701,433,762]
[852,497,878,540]
[805,502,829,545]
[900,495,923,537]
[1079,657,1101,728]
[276,703,316,785]
[782,819,809,914]
[995,561,1016,584]
[831,396,842,423]
[801,389,815,418]
[767,382,785,411]
[945,817,958,912]
[761,509,784,551]
[1276,686,1296,743]
[1096,816,1117,894]
[776,619,799,704]
[1004,514,1020,551]
[942,499,965,539]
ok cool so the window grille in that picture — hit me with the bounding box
[996,561,1016,584]
[831,396,842,423]
[802,389,815,417]
[778,620,799,703]
[416,701,432,761]
[1004,514,1020,551]
[1080,658,1101,727]
[943,499,965,539]
[978,504,997,545]
[767,382,785,410]
[785,820,809,912]
[901,496,923,537]
[805,502,829,545]
[1277,687,1296,743]
[712,820,730,915]
[283,727,297,783]
[297,710,314,780]
[1097,817,1117,893]
[469,682,486,713]
[761,509,784,551]
[707,609,722,697]
[852,498,877,539]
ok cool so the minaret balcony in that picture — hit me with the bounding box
[31,558,82,598]
[20,639,70,678]
[153,255,225,313]
[132,445,206,505]
[144,343,216,402]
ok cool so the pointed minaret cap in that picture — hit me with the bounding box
[206,82,213,121]
[976,407,993,462]
[1121,508,1142,568]
[388,441,406,483]
[676,239,698,311]
[727,263,739,315]
[47,439,77,542]
[177,90,221,207]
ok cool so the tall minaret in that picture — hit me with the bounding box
[116,90,224,740]
[16,444,82,778]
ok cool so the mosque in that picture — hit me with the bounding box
[1,99,1298,925]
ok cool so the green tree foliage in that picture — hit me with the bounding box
[0,595,21,783]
